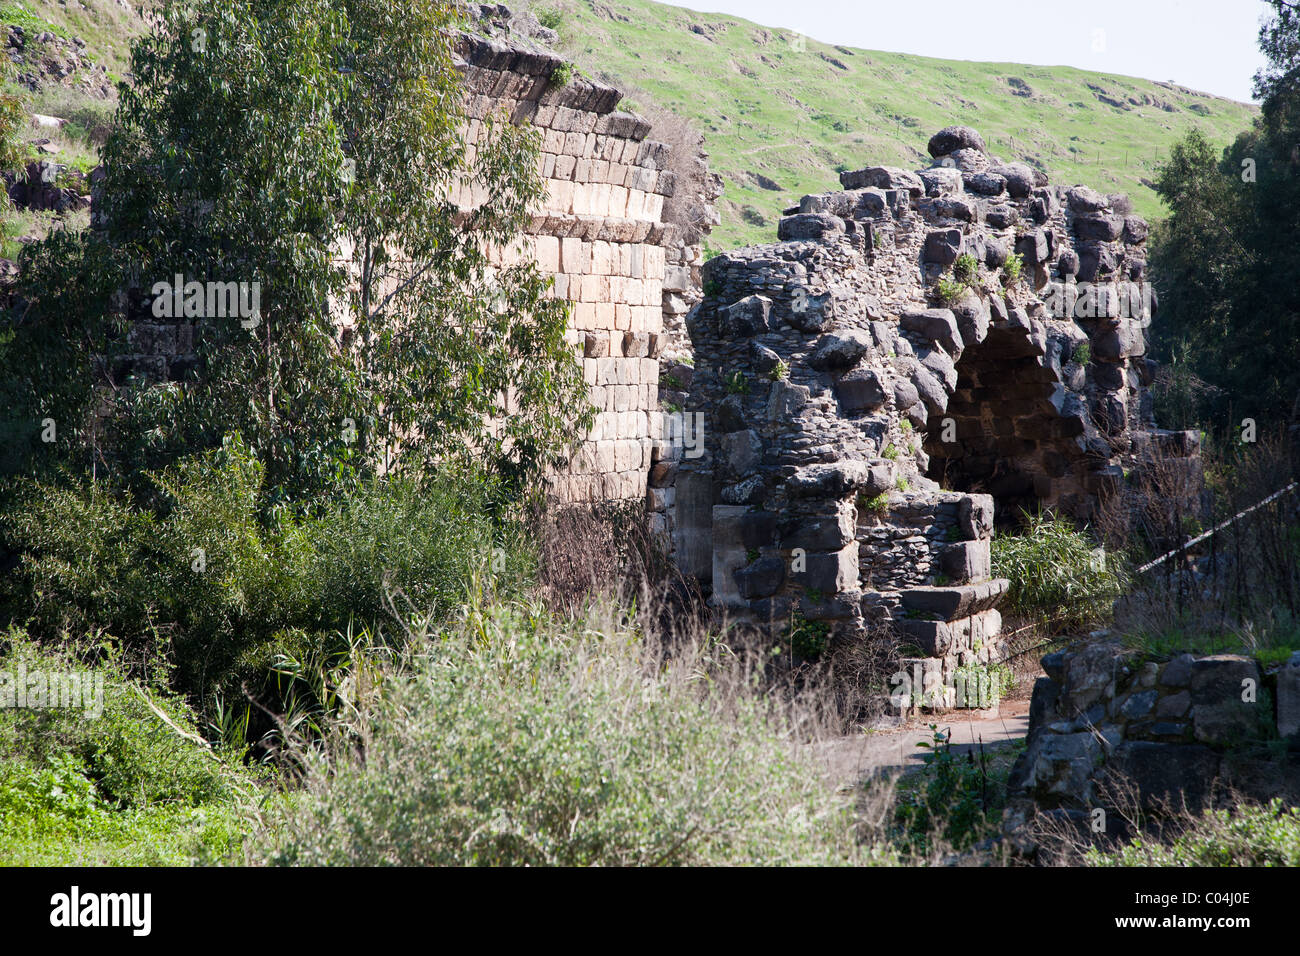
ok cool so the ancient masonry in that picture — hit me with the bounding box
[1004,643,1300,854]
[111,9,1201,700]
[458,5,720,510]
[667,124,1200,696]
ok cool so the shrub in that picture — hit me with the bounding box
[992,512,1129,631]
[725,370,750,394]
[2,436,530,703]
[953,252,978,286]
[862,492,890,517]
[549,62,576,87]
[1072,340,1092,365]
[935,276,967,306]
[1002,251,1024,286]
[250,602,877,866]
[0,632,257,864]
[892,726,1017,856]
[1087,799,1300,866]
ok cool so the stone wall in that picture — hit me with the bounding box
[456,9,679,503]
[1003,642,1300,855]
[667,125,1200,692]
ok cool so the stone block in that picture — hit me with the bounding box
[1189,655,1262,745]
[1104,742,1220,812]
[898,578,1008,622]
[939,539,991,584]
[1279,651,1300,740]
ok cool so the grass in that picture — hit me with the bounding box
[532,0,1257,250]
[0,631,268,865]
[247,598,881,866]
[992,511,1129,632]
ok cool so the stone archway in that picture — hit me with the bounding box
[923,300,1092,526]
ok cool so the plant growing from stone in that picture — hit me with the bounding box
[725,370,750,394]
[862,492,890,516]
[1002,251,1024,286]
[953,252,979,287]
[935,275,966,306]
[549,61,576,87]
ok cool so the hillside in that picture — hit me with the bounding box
[532,0,1259,249]
[0,0,1261,252]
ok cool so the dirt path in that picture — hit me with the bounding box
[813,699,1031,790]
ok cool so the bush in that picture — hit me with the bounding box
[1002,251,1023,286]
[992,512,1129,631]
[935,276,967,306]
[892,726,1017,856]
[953,252,978,286]
[0,632,257,864]
[1087,799,1300,866]
[2,436,531,703]
[250,602,878,866]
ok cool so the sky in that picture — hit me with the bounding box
[669,0,1271,103]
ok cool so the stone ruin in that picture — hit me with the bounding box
[663,124,1201,703]
[106,2,1207,710]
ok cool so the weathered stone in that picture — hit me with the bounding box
[927,125,987,157]
[733,556,785,599]
[1122,215,1149,244]
[1072,213,1123,242]
[1117,689,1158,720]
[898,578,1009,621]
[839,166,924,198]
[923,228,963,265]
[1015,228,1049,265]
[835,367,887,413]
[780,513,854,551]
[748,340,781,374]
[918,165,963,196]
[1155,690,1191,718]
[784,290,836,332]
[1278,651,1300,740]
[1076,241,1116,282]
[787,460,879,498]
[738,509,778,549]
[965,171,1006,196]
[1104,742,1220,812]
[901,309,961,353]
[940,539,991,583]
[984,204,1019,229]
[958,494,994,539]
[720,294,772,337]
[716,394,747,432]
[1189,655,1262,746]
[720,429,763,477]
[808,330,872,370]
[1159,653,1194,688]
[777,213,845,242]
[792,545,858,593]
[765,379,810,420]
[1066,185,1108,213]
[892,378,919,410]
[989,163,1035,198]
[900,619,954,657]
[1031,731,1103,801]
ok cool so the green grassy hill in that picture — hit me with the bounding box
[0,0,1261,253]
[535,0,1258,250]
